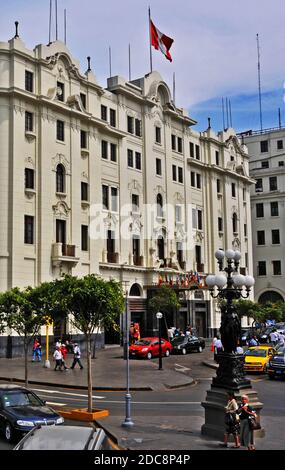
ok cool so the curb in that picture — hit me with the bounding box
[202,361,218,370]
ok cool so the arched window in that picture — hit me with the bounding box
[258,291,284,304]
[157,193,163,217]
[157,235,165,260]
[232,213,238,234]
[56,164,65,193]
[129,283,142,297]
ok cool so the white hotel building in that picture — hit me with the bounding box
[0,32,254,353]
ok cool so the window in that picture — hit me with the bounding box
[157,194,163,217]
[218,217,223,232]
[135,119,142,137]
[80,130,87,149]
[127,116,134,134]
[101,105,107,121]
[172,165,177,181]
[155,126,161,144]
[271,201,279,216]
[256,203,264,218]
[197,210,202,230]
[111,187,118,212]
[132,194,139,212]
[56,219,66,244]
[24,216,34,244]
[272,229,280,244]
[110,143,117,162]
[177,241,183,267]
[56,164,65,193]
[135,152,141,170]
[175,205,182,223]
[81,182,88,201]
[133,235,140,258]
[217,179,221,193]
[230,155,235,161]
[127,149,133,167]
[191,171,195,187]
[257,231,265,245]
[273,260,281,275]
[195,144,200,160]
[101,140,108,159]
[278,161,284,167]
[261,161,269,168]
[277,140,283,150]
[110,109,116,127]
[215,151,220,166]
[107,230,115,256]
[196,174,201,189]
[231,183,236,197]
[255,179,263,192]
[102,185,109,210]
[243,187,246,201]
[232,213,238,234]
[25,111,33,132]
[260,140,268,153]
[171,134,176,151]
[258,261,266,276]
[56,82,64,101]
[245,252,248,268]
[81,225,88,251]
[192,208,197,229]
[177,137,183,153]
[80,93,86,109]
[56,120,64,141]
[269,176,277,191]
[244,224,247,237]
[25,168,34,189]
[178,167,183,183]
[190,142,194,158]
[156,158,162,176]
[25,70,33,92]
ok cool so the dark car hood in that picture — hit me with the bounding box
[272,355,285,363]
[5,405,59,420]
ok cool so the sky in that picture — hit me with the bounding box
[1,0,284,133]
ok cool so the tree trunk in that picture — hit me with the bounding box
[24,336,28,388]
[86,333,93,413]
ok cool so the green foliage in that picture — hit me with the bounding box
[149,285,180,315]
[234,299,285,325]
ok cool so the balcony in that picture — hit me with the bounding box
[196,263,204,273]
[107,252,119,263]
[178,260,186,271]
[52,243,79,268]
[133,255,144,267]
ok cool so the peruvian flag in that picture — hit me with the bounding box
[150,19,174,62]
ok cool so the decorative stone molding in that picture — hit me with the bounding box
[24,156,34,167]
[52,153,71,174]
[52,200,70,218]
[194,230,204,242]
[128,180,142,194]
[174,192,184,204]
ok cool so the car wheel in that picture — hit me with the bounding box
[198,346,203,353]
[147,352,152,360]
[5,422,15,442]
[165,349,170,357]
[268,374,275,380]
[182,348,187,355]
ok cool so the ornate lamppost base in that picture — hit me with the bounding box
[201,353,265,440]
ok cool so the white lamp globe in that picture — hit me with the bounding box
[233,250,242,261]
[215,274,227,288]
[232,274,245,287]
[215,249,225,260]
[206,275,216,288]
[244,275,255,288]
[156,312,163,319]
[225,249,235,260]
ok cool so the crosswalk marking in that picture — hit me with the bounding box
[32,388,105,399]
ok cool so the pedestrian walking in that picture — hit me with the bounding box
[214,336,223,362]
[70,343,84,370]
[53,346,63,371]
[237,394,257,450]
[269,330,278,346]
[219,392,240,448]
[32,338,42,362]
[60,343,69,370]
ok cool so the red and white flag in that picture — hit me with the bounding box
[150,19,174,62]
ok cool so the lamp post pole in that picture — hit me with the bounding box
[122,287,134,428]
[156,312,163,370]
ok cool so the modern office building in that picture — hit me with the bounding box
[0,32,254,353]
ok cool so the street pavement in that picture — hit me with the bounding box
[0,345,284,451]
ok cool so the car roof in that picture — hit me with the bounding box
[0,384,27,391]
[15,425,104,450]
[248,346,273,350]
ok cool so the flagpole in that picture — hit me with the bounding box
[148,6,153,73]
[109,46,112,78]
[173,72,176,105]
[128,43,131,81]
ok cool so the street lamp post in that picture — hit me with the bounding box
[156,312,163,370]
[201,248,264,439]
[122,288,134,428]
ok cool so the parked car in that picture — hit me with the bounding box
[171,335,205,355]
[258,326,276,344]
[241,329,252,346]
[14,425,116,450]
[267,346,285,380]
[244,346,276,373]
[0,384,64,442]
[129,337,172,359]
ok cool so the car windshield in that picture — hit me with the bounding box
[2,391,42,408]
[276,347,285,355]
[245,349,267,357]
[171,337,185,345]
[134,340,150,346]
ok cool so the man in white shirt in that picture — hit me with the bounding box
[53,346,63,371]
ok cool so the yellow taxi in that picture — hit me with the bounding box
[244,346,276,373]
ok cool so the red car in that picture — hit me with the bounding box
[129,337,172,360]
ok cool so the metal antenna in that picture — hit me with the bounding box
[64,8,67,44]
[55,0,58,41]
[229,99,233,128]
[128,43,131,81]
[14,21,19,38]
[256,34,263,131]
[109,46,112,78]
[226,97,229,128]
[173,72,176,105]
[222,97,225,130]
[278,108,282,128]
[48,0,52,44]
[87,56,91,73]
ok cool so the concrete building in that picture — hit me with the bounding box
[241,127,285,304]
[0,32,254,354]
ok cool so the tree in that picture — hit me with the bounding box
[0,287,46,387]
[149,285,181,336]
[52,274,124,413]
